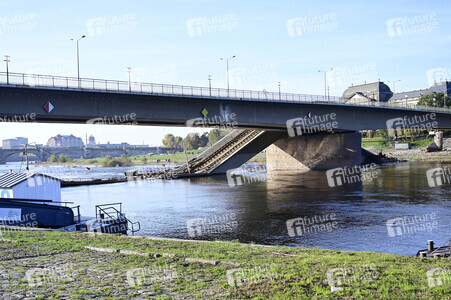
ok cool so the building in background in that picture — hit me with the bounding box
[87,135,96,147]
[46,134,84,148]
[390,81,450,106]
[85,135,148,148]
[2,137,28,149]
[341,80,450,106]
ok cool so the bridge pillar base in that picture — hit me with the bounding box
[266,132,361,172]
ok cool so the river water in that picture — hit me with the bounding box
[1,162,450,256]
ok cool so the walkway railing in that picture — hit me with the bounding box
[0,71,450,113]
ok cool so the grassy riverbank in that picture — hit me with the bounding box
[0,230,449,299]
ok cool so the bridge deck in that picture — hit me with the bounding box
[1,72,450,114]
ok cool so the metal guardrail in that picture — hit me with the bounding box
[0,71,450,114]
[95,203,140,235]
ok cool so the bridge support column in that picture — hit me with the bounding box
[266,132,362,172]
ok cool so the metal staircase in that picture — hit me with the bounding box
[171,129,264,175]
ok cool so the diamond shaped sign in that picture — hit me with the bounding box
[43,101,54,113]
[201,108,208,117]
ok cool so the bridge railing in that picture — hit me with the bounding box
[0,71,338,102]
[0,71,450,113]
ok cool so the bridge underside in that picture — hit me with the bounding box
[165,129,362,177]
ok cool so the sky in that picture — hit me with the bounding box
[0,0,450,146]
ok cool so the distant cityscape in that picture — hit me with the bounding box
[1,134,149,149]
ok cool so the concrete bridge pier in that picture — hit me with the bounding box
[266,132,362,173]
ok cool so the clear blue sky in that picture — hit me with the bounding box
[1,0,450,145]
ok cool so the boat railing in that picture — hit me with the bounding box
[70,205,81,224]
[95,203,140,235]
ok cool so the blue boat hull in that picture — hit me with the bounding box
[0,199,74,228]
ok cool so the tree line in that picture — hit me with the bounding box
[162,129,230,150]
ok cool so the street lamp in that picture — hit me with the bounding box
[387,79,401,94]
[278,81,281,100]
[3,55,10,85]
[127,67,132,92]
[220,55,236,97]
[444,79,448,109]
[71,35,86,87]
[318,68,333,101]
[208,75,212,96]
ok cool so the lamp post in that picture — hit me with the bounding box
[387,79,401,94]
[318,68,333,101]
[278,82,281,100]
[3,55,10,85]
[444,79,448,109]
[127,67,132,92]
[208,75,212,96]
[71,35,86,87]
[220,55,236,97]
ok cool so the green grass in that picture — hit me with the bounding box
[361,138,391,149]
[362,137,436,150]
[0,230,449,299]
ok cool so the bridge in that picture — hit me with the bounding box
[0,146,178,165]
[0,72,450,174]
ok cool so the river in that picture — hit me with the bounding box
[1,161,450,256]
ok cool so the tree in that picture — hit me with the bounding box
[141,157,148,164]
[378,129,389,140]
[183,133,202,150]
[162,134,176,148]
[208,129,229,146]
[162,134,183,148]
[418,92,450,108]
[174,136,183,148]
[199,132,209,148]
[48,154,57,163]
[58,154,66,163]
[65,155,73,162]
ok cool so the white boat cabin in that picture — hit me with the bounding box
[0,172,62,205]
